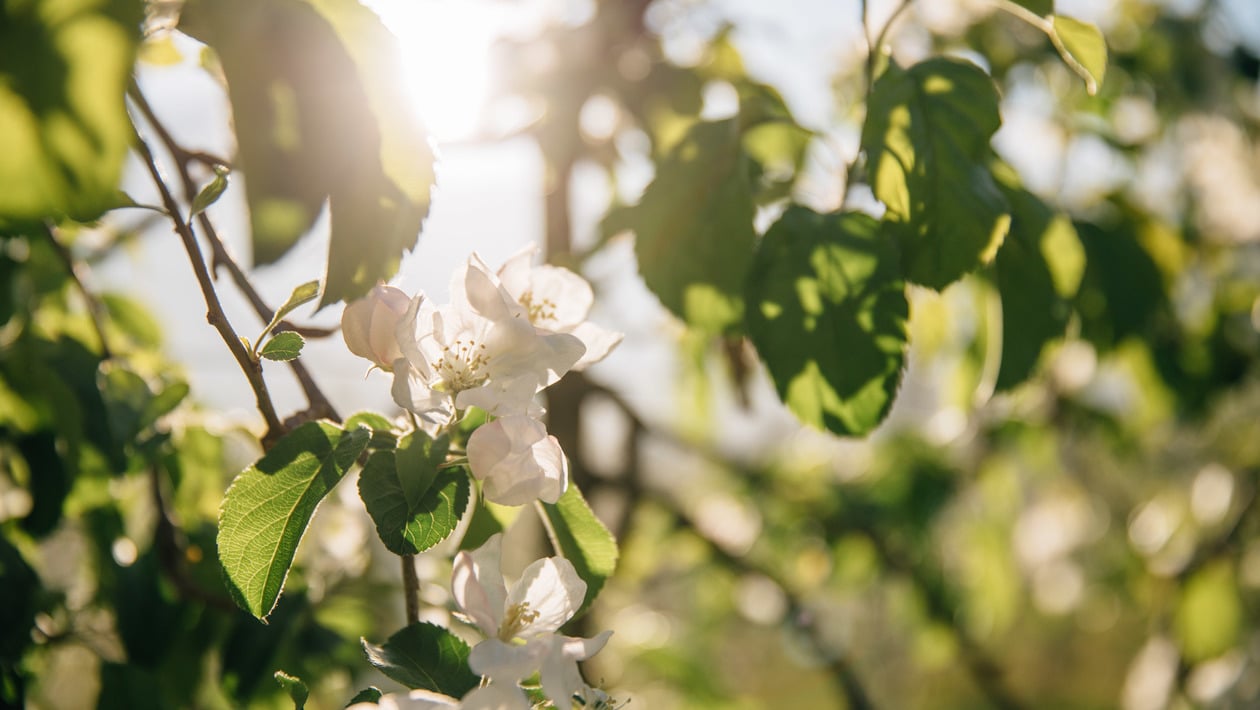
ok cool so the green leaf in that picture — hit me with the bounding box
[745,207,909,435]
[539,484,618,615]
[346,687,382,706]
[260,331,305,362]
[344,411,398,450]
[992,168,1083,390]
[179,0,433,306]
[396,432,447,510]
[357,449,470,556]
[862,58,1010,290]
[0,0,143,225]
[1050,15,1107,96]
[1011,0,1052,15]
[217,421,370,620]
[274,670,309,710]
[189,170,229,219]
[361,622,479,697]
[16,431,71,537]
[261,280,321,341]
[618,118,756,332]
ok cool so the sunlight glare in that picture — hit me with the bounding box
[371,0,498,143]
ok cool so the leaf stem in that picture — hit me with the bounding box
[131,128,285,445]
[401,553,420,625]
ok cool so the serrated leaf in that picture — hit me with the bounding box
[260,331,305,362]
[179,0,433,306]
[539,484,618,616]
[992,168,1082,390]
[189,172,229,219]
[361,622,479,696]
[218,422,369,620]
[261,280,321,340]
[0,0,143,226]
[274,670,308,710]
[358,449,470,556]
[345,411,398,450]
[619,118,756,332]
[396,431,447,510]
[862,57,1010,290]
[745,207,909,435]
[1050,15,1107,96]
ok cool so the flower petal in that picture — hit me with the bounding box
[461,682,531,710]
[467,638,545,681]
[467,416,568,506]
[569,321,624,370]
[538,631,613,709]
[451,534,508,637]
[506,556,586,638]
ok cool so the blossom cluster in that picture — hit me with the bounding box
[342,246,621,506]
[341,248,621,707]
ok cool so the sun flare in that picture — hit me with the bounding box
[370,0,498,143]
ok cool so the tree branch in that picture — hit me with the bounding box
[131,127,285,445]
[402,554,420,625]
[127,84,339,423]
[41,223,113,360]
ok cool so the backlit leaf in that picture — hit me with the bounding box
[260,331,305,362]
[862,58,1010,290]
[745,207,909,435]
[217,421,369,620]
[539,484,618,616]
[357,448,470,556]
[1050,15,1107,95]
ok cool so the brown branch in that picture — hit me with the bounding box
[128,84,339,422]
[131,128,285,445]
[41,223,113,360]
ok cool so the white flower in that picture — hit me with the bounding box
[346,685,531,710]
[391,255,584,422]
[467,415,568,506]
[347,689,460,710]
[452,535,612,709]
[342,284,412,371]
[498,246,623,370]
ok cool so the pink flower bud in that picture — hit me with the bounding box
[341,285,411,370]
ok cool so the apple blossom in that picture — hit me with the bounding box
[498,246,623,370]
[341,284,412,370]
[391,255,584,422]
[467,415,568,506]
[452,535,613,708]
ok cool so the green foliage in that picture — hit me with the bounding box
[189,168,230,219]
[178,0,433,306]
[539,483,619,616]
[217,421,369,619]
[1176,561,1242,663]
[260,331,305,361]
[261,280,321,341]
[862,57,1010,290]
[615,118,756,332]
[0,0,142,227]
[1050,14,1108,95]
[361,622,479,696]
[274,670,309,710]
[357,447,471,556]
[745,207,909,436]
[991,168,1083,390]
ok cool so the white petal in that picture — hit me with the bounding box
[390,359,452,424]
[456,374,542,417]
[506,556,586,638]
[461,253,518,323]
[534,331,586,385]
[461,682,531,710]
[467,417,568,506]
[569,321,624,370]
[538,631,612,709]
[373,690,462,709]
[451,534,507,637]
[526,264,594,330]
[468,638,545,681]
[496,244,539,299]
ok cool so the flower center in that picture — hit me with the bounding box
[498,601,540,641]
[519,291,557,325]
[433,338,489,393]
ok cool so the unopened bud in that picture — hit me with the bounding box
[341,285,411,370]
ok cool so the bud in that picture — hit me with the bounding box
[341,285,411,370]
[467,415,568,506]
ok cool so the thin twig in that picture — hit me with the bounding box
[41,223,113,360]
[128,84,340,421]
[132,129,285,445]
[401,554,420,625]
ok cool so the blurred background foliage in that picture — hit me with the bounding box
[4,0,1260,708]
